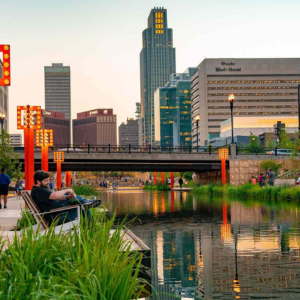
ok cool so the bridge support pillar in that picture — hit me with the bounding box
[229,144,237,159]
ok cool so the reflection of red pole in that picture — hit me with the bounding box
[171,172,174,189]
[154,172,157,185]
[223,202,228,225]
[66,171,71,187]
[57,161,61,190]
[161,172,164,185]
[221,159,226,185]
[171,191,175,212]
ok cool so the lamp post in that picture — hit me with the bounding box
[0,112,5,144]
[53,151,64,190]
[195,115,200,152]
[36,129,53,172]
[228,94,235,144]
[17,105,41,190]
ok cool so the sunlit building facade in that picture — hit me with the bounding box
[191,58,300,145]
[154,69,196,147]
[0,60,9,132]
[140,7,176,145]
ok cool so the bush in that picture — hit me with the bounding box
[73,184,99,197]
[260,160,283,176]
[143,183,170,191]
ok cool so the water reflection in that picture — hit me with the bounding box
[103,191,300,299]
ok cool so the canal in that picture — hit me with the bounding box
[102,190,300,300]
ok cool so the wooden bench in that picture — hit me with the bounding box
[21,190,81,234]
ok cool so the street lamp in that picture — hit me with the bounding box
[228,94,235,144]
[53,151,64,190]
[195,115,200,152]
[0,112,5,132]
[36,129,53,172]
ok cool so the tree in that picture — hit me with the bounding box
[183,172,193,181]
[260,160,283,176]
[247,132,263,153]
[266,136,275,149]
[0,129,22,179]
[278,129,293,149]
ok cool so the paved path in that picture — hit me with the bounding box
[0,195,25,231]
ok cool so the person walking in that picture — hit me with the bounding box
[268,169,275,186]
[0,167,11,209]
[15,176,23,199]
[178,177,183,189]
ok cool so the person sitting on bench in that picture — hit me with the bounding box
[31,170,100,225]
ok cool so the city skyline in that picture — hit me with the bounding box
[2,0,300,135]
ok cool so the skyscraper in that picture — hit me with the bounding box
[140,8,176,145]
[44,63,71,120]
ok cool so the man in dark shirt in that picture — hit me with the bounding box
[31,170,90,225]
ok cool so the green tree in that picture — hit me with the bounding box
[260,160,283,176]
[183,172,193,181]
[0,129,22,179]
[247,132,263,153]
[278,129,293,149]
[266,136,275,149]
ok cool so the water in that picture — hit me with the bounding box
[102,190,300,300]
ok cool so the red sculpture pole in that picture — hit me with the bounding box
[154,172,157,185]
[161,172,164,185]
[43,145,49,172]
[221,159,226,185]
[171,172,174,189]
[56,161,62,190]
[66,171,71,187]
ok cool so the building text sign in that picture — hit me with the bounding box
[216,61,241,72]
[0,45,10,86]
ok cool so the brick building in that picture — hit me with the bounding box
[73,109,117,145]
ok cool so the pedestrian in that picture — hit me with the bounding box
[0,167,11,209]
[49,178,54,191]
[268,169,275,186]
[178,177,183,189]
[251,176,257,185]
[15,176,23,199]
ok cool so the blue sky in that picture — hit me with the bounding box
[1,0,300,134]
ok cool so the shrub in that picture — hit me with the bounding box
[73,184,99,197]
[260,160,283,176]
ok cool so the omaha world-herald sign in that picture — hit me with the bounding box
[216,61,241,72]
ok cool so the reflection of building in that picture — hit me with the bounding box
[9,134,22,146]
[118,118,139,146]
[41,109,71,145]
[191,58,300,146]
[220,116,298,138]
[0,60,9,132]
[45,63,71,119]
[73,109,117,145]
[140,8,176,145]
[154,69,196,147]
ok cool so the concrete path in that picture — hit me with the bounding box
[0,195,25,231]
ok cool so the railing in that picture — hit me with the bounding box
[13,144,222,154]
[236,146,295,156]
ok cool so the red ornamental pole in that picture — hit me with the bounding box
[44,145,49,172]
[154,172,157,185]
[171,172,174,189]
[161,172,164,185]
[56,161,62,190]
[221,159,226,185]
[66,171,71,187]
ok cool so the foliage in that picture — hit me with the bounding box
[0,129,22,179]
[113,172,118,177]
[266,136,275,149]
[143,183,171,191]
[0,215,148,299]
[183,172,193,181]
[278,129,293,149]
[247,132,263,153]
[73,184,99,196]
[16,210,36,230]
[260,160,283,175]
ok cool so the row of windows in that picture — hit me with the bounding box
[208,105,297,109]
[208,93,297,97]
[208,125,221,128]
[207,86,297,90]
[73,117,97,126]
[191,82,199,90]
[208,119,227,122]
[191,88,199,96]
[207,74,300,77]
[191,76,199,85]
[208,99,297,103]
[44,118,70,127]
[207,80,300,84]
[155,24,164,29]
[192,95,199,102]
[208,111,297,116]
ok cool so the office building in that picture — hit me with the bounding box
[154,68,196,147]
[73,109,117,145]
[44,63,71,119]
[119,118,139,146]
[140,7,176,145]
[41,109,71,145]
[9,134,22,146]
[0,60,9,132]
[191,58,300,145]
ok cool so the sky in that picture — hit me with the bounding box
[1,0,300,135]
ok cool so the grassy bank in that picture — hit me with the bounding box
[0,215,148,300]
[193,183,300,201]
[73,184,99,197]
[143,183,171,191]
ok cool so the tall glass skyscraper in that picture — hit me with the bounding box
[140,8,176,145]
[44,63,71,120]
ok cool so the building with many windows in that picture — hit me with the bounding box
[41,109,71,145]
[154,68,196,147]
[73,109,117,145]
[119,118,139,146]
[191,58,300,145]
[45,63,71,120]
[140,7,176,145]
[0,60,9,132]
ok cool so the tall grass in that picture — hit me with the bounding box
[0,214,148,300]
[193,183,300,201]
[143,183,171,191]
[73,184,99,197]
